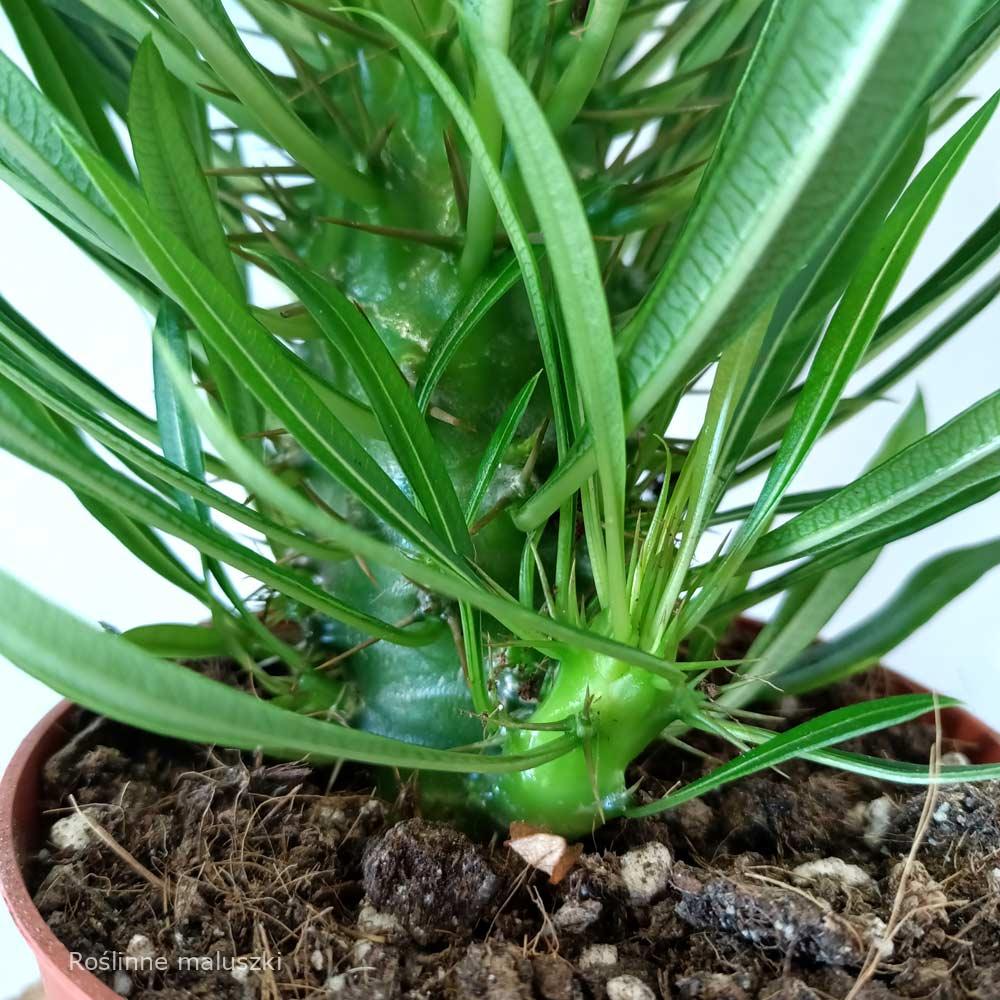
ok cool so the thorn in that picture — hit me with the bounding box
[443,129,469,227]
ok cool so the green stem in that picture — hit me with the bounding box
[481,646,688,836]
[460,0,514,285]
[545,0,628,136]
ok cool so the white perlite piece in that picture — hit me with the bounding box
[357,903,403,937]
[553,898,602,931]
[112,971,133,997]
[311,948,325,971]
[231,962,251,984]
[579,943,618,969]
[988,868,1000,895]
[793,857,874,891]
[49,811,98,852]
[864,796,897,848]
[620,842,672,904]
[126,934,156,962]
[606,976,656,1000]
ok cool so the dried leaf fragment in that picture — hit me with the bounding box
[506,822,582,883]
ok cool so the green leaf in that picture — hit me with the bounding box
[157,0,376,203]
[749,389,1000,569]
[720,114,928,480]
[0,0,130,172]
[128,38,239,296]
[0,376,427,647]
[0,568,581,773]
[747,271,1000,461]
[469,27,630,638]
[415,254,523,414]
[0,296,155,444]
[158,369,693,683]
[687,94,998,623]
[780,537,1000,693]
[129,37,259,439]
[121,622,232,659]
[466,372,540,524]
[0,376,209,601]
[518,0,981,530]
[73,0,219,94]
[262,254,472,560]
[352,10,571,469]
[0,52,142,271]
[67,138,466,575]
[627,695,955,816]
[718,719,1000,785]
[0,336,349,566]
[717,395,927,707]
[869,201,1000,362]
[151,301,208,519]
[544,0,627,135]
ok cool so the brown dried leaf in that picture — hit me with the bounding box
[505,822,583,884]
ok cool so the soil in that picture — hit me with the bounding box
[26,643,1000,999]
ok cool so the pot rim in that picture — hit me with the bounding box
[2,675,999,996]
[0,700,121,1000]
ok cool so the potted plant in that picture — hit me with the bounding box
[2,0,1000,996]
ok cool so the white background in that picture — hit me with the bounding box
[1,13,1000,997]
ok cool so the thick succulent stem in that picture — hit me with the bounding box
[480,648,687,837]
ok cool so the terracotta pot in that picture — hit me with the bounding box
[3,681,1000,999]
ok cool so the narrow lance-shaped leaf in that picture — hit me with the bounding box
[749,389,1000,569]
[716,719,1000,786]
[719,114,928,482]
[157,0,376,203]
[0,52,143,272]
[416,254,524,413]
[684,94,999,628]
[121,623,232,660]
[627,695,955,816]
[0,377,430,647]
[517,0,981,530]
[0,296,229,480]
[129,37,260,440]
[0,569,581,774]
[74,0,219,94]
[0,336,359,570]
[0,0,131,173]
[151,301,208,519]
[262,254,472,561]
[716,394,927,709]
[466,372,540,524]
[469,26,630,639]
[2,373,209,602]
[779,537,1000,693]
[66,137,468,578]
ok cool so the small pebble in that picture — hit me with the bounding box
[126,934,155,962]
[863,796,897,848]
[357,902,404,938]
[553,898,602,932]
[606,974,656,1000]
[620,842,672,904]
[988,868,1000,895]
[230,962,251,984]
[49,812,97,852]
[579,943,618,969]
[793,857,874,891]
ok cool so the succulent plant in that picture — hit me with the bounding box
[2,0,1000,836]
